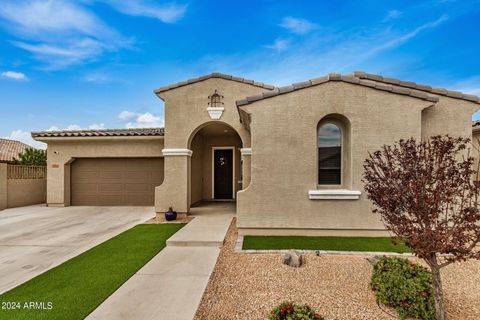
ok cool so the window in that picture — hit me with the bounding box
[318,123,342,185]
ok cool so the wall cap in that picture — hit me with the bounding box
[308,189,361,200]
[162,149,193,156]
[240,148,252,155]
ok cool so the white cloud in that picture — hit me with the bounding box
[118,111,163,128]
[385,10,403,21]
[1,71,28,81]
[4,130,46,149]
[264,39,289,52]
[88,123,105,129]
[47,123,105,131]
[0,0,130,69]
[280,17,318,34]
[118,110,137,120]
[100,0,187,23]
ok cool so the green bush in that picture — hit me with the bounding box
[269,301,325,320]
[371,256,435,320]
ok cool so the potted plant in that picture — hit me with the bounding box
[165,206,177,221]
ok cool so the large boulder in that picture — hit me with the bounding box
[282,250,303,267]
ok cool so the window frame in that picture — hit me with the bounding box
[317,118,345,188]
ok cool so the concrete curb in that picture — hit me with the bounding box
[234,235,415,257]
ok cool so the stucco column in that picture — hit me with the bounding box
[240,148,252,188]
[155,149,192,215]
[0,164,7,210]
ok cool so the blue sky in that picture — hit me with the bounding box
[0,0,479,148]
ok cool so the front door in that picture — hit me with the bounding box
[213,148,233,199]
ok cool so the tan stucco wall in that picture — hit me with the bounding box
[155,78,269,213]
[0,164,6,210]
[44,138,164,206]
[237,81,437,234]
[421,98,478,139]
[7,179,46,208]
[473,130,480,179]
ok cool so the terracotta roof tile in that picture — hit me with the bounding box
[0,139,33,162]
[352,71,480,104]
[236,73,440,107]
[31,127,164,139]
[154,72,276,94]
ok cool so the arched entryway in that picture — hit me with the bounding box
[188,122,243,207]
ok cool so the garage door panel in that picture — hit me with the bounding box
[124,171,149,180]
[73,183,98,193]
[98,183,123,192]
[125,183,151,192]
[71,157,164,206]
[97,195,124,206]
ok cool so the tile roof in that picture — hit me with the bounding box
[352,71,480,104]
[154,72,276,94]
[0,138,33,163]
[236,73,440,107]
[31,127,164,138]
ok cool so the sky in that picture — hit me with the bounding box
[0,0,479,149]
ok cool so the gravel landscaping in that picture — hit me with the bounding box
[194,219,480,320]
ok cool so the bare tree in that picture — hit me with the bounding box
[363,136,480,320]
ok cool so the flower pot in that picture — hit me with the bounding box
[165,210,177,221]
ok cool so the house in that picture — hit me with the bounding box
[32,72,480,236]
[0,138,34,164]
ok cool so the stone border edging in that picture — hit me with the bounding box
[234,235,415,257]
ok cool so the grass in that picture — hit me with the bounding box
[0,223,184,320]
[242,235,412,253]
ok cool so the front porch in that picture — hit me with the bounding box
[166,202,236,246]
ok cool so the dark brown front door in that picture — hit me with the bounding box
[213,149,233,199]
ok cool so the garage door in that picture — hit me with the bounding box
[71,158,164,206]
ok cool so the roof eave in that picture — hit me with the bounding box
[235,73,439,107]
[32,135,164,142]
[153,72,276,95]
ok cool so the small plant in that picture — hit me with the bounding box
[269,301,324,320]
[371,257,435,320]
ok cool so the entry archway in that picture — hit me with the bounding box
[188,122,243,207]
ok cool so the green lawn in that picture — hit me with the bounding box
[243,235,412,253]
[0,223,184,320]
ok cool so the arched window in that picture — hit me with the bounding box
[318,123,342,185]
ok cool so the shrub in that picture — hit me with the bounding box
[269,301,325,320]
[371,256,435,320]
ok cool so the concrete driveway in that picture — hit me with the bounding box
[0,205,155,294]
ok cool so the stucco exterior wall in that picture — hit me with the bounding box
[0,164,6,210]
[473,130,480,180]
[155,78,269,213]
[237,81,435,235]
[45,138,164,206]
[7,179,46,208]
[421,98,478,139]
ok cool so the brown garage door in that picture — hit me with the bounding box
[71,158,164,206]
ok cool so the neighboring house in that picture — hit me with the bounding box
[32,72,480,236]
[0,138,33,164]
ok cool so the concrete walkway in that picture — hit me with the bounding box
[87,202,234,320]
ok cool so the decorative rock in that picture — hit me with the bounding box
[282,250,303,267]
